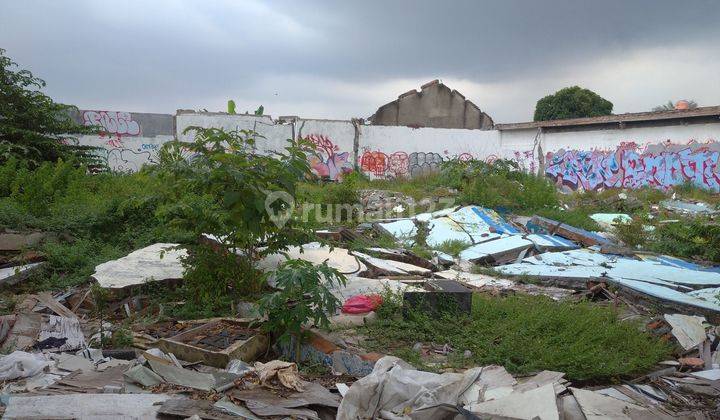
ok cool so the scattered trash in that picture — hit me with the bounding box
[254,359,304,391]
[664,313,708,350]
[342,294,383,314]
[0,351,49,381]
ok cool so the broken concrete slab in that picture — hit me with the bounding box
[466,383,559,420]
[158,398,237,419]
[375,219,418,244]
[447,206,520,237]
[148,358,228,391]
[364,247,438,270]
[352,251,431,277]
[458,235,533,264]
[92,243,186,289]
[404,279,473,314]
[426,217,476,247]
[0,262,44,286]
[526,234,579,252]
[2,393,175,419]
[435,269,515,289]
[123,364,163,387]
[531,215,612,247]
[258,242,366,276]
[570,387,646,420]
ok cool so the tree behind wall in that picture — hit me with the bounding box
[533,86,613,122]
[0,48,98,167]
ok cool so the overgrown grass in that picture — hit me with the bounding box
[616,215,720,263]
[0,159,193,293]
[362,293,671,381]
[533,208,601,232]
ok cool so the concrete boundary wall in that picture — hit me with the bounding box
[74,109,720,191]
[69,110,174,172]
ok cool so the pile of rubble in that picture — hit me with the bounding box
[1,197,720,418]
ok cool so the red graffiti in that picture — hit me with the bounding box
[360,151,388,177]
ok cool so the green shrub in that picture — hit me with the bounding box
[461,165,559,211]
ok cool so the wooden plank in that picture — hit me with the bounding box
[36,292,77,319]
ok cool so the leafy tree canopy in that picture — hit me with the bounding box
[533,86,613,122]
[0,48,98,167]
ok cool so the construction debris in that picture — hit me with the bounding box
[92,243,187,289]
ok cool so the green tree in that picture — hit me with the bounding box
[533,86,613,121]
[155,127,316,310]
[0,48,98,167]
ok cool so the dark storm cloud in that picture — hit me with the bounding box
[1,0,718,122]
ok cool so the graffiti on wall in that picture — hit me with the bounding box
[305,134,353,180]
[360,149,470,178]
[82,111,141,140]
[545,140,720,191]
[359,148,537,179]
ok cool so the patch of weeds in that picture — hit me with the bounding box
[361,294,671,381]
[354,172,445,201]
[391,347,437,372]
[614,214,651,248]
[409,244,433,260]
[107,327,134,348]
[374,286,404,320]
[458,160,559,212]
[297,173,362,225]
[513,274,541,285]
[648,217,720,263]
[433,239,471,258]
[672,182,720,206]
[348,232,398,253]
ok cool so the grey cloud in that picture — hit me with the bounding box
[1,0,718,121]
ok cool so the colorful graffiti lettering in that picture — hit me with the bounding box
[360,150,480,178]
[82,111,141,138]
[546,141,720,191]
[305,134,353,181]
[360,151,389,177]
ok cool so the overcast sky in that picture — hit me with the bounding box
[2,0,719,123]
